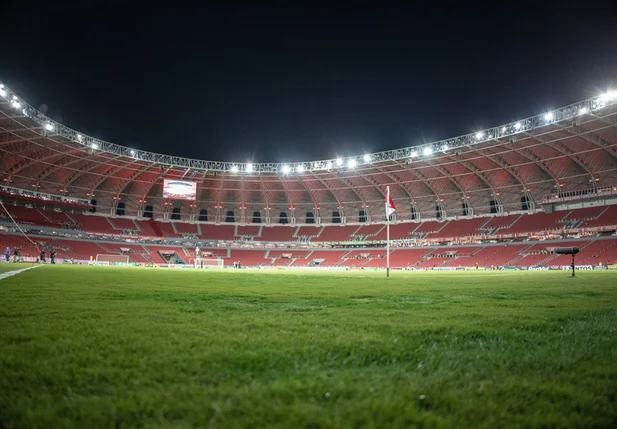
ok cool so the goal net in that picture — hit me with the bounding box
[96,254,130,264]
[190,257,224,268]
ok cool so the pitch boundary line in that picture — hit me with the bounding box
[0,265,41,281]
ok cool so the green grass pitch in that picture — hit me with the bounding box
[1,265,616,428]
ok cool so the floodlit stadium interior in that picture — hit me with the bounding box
[1,81,617,270]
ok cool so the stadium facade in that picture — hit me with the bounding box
[1,80,617,269]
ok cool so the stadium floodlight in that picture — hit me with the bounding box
[410,150,418,158]
[0,88,5,97]
[579,107,588,115]
[282,165,291,174]
[336,158,343,166]
[475,132,484,140]
[544,112,554,121]
[77,134,83,141]
[296,164,305,173]
[130,149,136,156]
[501,126,507,132]
[363,154,371,162]
[326,161,333,169]
[443,144,449,152]
[230,165,239,173]
[44,123,54,131]
[600,90,617,103]
[91,143,99,149]
[514,122,522,130]
[11,100,21,109]
[348,159,357,169]
[246,163,253,173]
[423,147,432,156]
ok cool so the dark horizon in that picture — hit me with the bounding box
[1,1,617,163]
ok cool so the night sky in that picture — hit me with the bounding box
[1,1,617,164]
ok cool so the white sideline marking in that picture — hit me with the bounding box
[0,265,41,281]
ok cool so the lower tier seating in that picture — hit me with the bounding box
[2,234,616,269]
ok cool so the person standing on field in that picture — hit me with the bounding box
[5,247,10,262]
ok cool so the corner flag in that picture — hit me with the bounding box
[385,186,395,277]
[385,186,396,218]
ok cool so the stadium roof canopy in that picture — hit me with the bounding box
[1,80,617,223]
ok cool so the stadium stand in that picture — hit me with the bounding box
[174,222,199,236]
[108,217,139,231]
[2,79,617,270]
[69,214,117,235]
[198,224,237,241]
[237,225,260,238]
[259,226,297,242]
[498,212,569,235]
[317,226,361,242]
[428,218,489,239]
[296,226,323,239]
[580,205,617,228]
[156,222,180,238]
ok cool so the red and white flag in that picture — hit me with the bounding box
[385,186,396,218]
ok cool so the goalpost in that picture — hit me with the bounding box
[96,254,130,264]
[190,257,224,268]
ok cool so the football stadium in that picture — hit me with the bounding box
[1,77,617,428]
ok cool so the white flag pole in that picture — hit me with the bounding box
[386,186,390,278]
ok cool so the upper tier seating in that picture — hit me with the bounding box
[108,217,138,230]
[156,222,180,238]
[199,224,235,240]
[70,214,117,235]
[580,205,617,228]
[498,212,568,235]
[428,218,490,239]
[352,224,385,239]
[560,206,606,222]
[481,215,521,232]
[382,223,420,240]
[134,219,161,237]
[317,226,361,242]
[259,226,297,242]
[296,226,323,238]
[413,221,446,235]
[42,210,77,226]
[237,225,260,237]
[2,206,56,227]
[174,222,199,235]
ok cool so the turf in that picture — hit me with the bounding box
[0,262,34,274]
[1,266,616,428]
